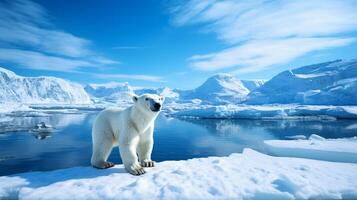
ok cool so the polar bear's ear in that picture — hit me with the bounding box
[132,94,138,103]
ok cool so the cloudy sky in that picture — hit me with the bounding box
[0,0,356,89]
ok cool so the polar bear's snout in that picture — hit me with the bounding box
[137,94,165,112]
[150,100,162,112]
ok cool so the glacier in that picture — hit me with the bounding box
[246,59,357,105]
[0,67,91,105]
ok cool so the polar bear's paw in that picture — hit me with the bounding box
[125,163,146,175]
[141,160,155,167]
[93,161,115,169]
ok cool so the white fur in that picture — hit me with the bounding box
[91,94,164,175]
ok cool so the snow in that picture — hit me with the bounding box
[84,82,134,104]
[246,59,357,105]
[180,74,264,105]
[1,148,357,200]
[0,67,91,105]
[135,87,180,103]
[308,134,325,141]
[0,103,32,114]
[265,136,357,163]
[285,135,307,140]
[172,104,357,119]
[84,74,265,106]
[266,136,357,154]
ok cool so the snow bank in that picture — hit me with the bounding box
[1,149,357,200]
[172,104,357,119]
[265,136,357,163]
[0,103,32,114]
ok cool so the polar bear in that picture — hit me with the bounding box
[91,93,164,175]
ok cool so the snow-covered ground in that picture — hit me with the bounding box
[265,135,357,163]
[171,104,357,119]
[1,148,356,200]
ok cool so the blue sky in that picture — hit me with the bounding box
[0,0,357,89]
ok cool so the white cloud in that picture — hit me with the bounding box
[0,48,121,72]
[0,0,118,71]
[172,0,357,74]
[189,37,355,72]
[95,73,164,82]
[0,48,94,72]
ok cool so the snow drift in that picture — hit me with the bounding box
[247,59,357,105]
[0,67,91,104]
[265,135,357,163]
[1,148,356,200]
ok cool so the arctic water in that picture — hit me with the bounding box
[0,111,356,176]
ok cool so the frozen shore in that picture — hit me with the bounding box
[171,104,357,119]
[265,135,357,163]
[2,102,357,120]
[1,149,357,200]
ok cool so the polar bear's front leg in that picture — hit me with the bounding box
[138,126,155,167]
[119,135,145,175]
[138,139,154,167]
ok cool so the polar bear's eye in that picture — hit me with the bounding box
[145,98,149,101]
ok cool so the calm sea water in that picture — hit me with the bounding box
[1,111,357,176]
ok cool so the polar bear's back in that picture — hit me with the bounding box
[92,107,130,137]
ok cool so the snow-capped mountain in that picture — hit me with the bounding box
[246,59,357,105]
[181,74,265,104]
[135,87,179,102]
[84,74,263,105]
[85,82,181,104]
[84,82,134,103]
[0,67,91,104]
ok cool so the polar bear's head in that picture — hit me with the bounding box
[132,93,165,113]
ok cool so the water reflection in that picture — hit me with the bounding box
[31,131,53,140]
[0,113,88,134]
[0,112,356,176]
[0,113,93,176]
[182,118,357,139]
